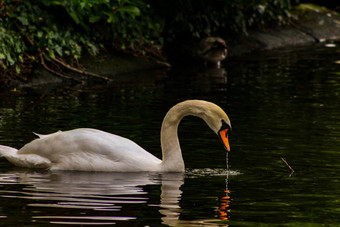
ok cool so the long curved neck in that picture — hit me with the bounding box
[160,101,209,172]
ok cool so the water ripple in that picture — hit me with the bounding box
[186,168,241,177]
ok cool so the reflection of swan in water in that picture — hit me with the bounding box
[0,170,179,225]
[0,169,237,226]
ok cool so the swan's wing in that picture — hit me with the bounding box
[33,130,62,139]
[18,128,161,171]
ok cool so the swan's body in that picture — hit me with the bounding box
[0,100,231,172]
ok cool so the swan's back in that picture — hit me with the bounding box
[19,128,161,171]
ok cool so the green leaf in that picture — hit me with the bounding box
[55,45,63,56]
[104,12,118,23]
[49,49,55,59]
[89,15,102,23]
[37,31,43,38]
[117,6,141,16]
[68,9,80,24]
[6,53,15,66]
[15,65,20,74]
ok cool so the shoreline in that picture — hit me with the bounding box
[228,4,340,56]
[1,4,340,88]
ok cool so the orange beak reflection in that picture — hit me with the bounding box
[219,129,230,152]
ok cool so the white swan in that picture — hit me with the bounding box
[0,100,231,172]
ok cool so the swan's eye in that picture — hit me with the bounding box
[220,119,231,135]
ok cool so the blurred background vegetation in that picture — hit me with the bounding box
[0,0,337,80]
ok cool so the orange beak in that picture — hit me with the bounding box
[219,128,230,152]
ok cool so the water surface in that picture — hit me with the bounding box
[0,42,339,226]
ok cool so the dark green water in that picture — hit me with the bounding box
[0,42,339,226]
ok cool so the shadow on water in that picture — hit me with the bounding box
[0,42,340,225]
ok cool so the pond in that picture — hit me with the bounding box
[0,41,339,226]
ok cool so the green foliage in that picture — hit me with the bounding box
[156,0,296,42]
[0,0,163,75]
[0,27,25,70]
[0,0,297,77]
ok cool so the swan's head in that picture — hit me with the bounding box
[197,101,232,152]
[163,100,232,152]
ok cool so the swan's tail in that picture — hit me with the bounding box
[0,145,18,156]
[0,144,50,169]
